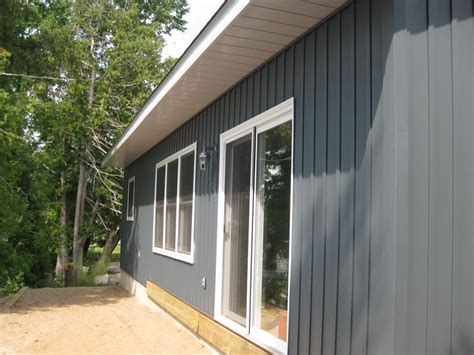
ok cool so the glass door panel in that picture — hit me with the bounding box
[221,133,252,326]
[252,120,292,342]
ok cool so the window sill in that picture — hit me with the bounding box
[126,217,134,222]
[152,247,194,264]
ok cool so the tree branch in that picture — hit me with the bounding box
[0,128,26,141]
[0,72,75,81]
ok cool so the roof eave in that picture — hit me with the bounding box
[102,0,250,168]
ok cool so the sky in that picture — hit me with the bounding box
[162,0,224,59]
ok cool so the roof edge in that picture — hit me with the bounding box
[102,0,250,168]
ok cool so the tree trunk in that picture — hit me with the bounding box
[72,162,88,270]
[55,140,69,281]
[72,35,97,273]
[99,229,120,264]
[83,237,91,259]
[82,197,100,261]
[54,255,63,282]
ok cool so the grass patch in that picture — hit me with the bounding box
[77,245,121,287]
[84,245,121,267]
[78,271,95,287]
[77,263,109,287]
[91,261,107,276]
[50,245,121,287]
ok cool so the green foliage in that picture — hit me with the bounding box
[84,245,120,266]
[77,271,96,287]
[263,271,288,309]
[259,121,292,309]
[1,271,25,297]
[0,0,188,294]
[0,44,58,294]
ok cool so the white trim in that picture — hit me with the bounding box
[249,112,293,354]
[102,0,250,167]
[287,102,295,352]
[246,130,255,333]
[214,98,294,354]
[152,143,197,264]
[215,128,254,334]
[126,176,135,221]
[175,156,181,252]
[218,98,294,144]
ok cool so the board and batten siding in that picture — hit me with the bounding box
[121,0,474,353]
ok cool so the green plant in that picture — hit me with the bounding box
[0,272,24,297]
[91,261,107,277]
[110,245,121,262]
[264,272,288,309]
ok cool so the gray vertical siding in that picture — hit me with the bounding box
[121,0,474,353]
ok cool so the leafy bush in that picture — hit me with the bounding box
[1,272,24,296]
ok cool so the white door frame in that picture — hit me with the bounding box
[214,98,294,354]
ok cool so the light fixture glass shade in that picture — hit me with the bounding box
[199,150,207,171]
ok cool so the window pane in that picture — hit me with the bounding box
[154,167,165,248]
[127,180,134,219]
[222,134,252,326]
[252,121,292,341]
[178,152,194,254]
[165,160,178,251]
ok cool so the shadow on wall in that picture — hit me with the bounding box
[452,331,474,355]
[121,200,140,283]
[293,0,473,354]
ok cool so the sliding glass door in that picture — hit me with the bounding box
[221,133,252,325]
[216,101,293,354]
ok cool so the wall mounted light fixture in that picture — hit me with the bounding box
[199,145,215,171]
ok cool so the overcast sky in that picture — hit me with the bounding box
[162,0,224,59]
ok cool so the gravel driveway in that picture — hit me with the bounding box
[0,286,212,354]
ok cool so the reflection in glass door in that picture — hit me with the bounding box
[221,134,252,325]
[252,120,292,345]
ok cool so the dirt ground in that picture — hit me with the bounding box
[0,286,213,354]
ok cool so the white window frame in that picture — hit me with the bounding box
[152,142,197,264]
[126,176,135,222]
[214,98,294,354]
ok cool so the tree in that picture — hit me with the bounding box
[0,0,188,289]
[0,1,60,294]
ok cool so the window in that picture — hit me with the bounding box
[153,143,196,263]
[126,177,135,221]
[215,99,293,354]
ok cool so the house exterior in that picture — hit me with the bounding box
[104,0,474,354]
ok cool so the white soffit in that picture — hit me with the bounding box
[103,0,348,168]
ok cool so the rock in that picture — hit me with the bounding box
[94,274,109,285]
[106,265,120,274]
[108,273,120,285]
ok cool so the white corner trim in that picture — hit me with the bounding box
[102,0,250,167]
